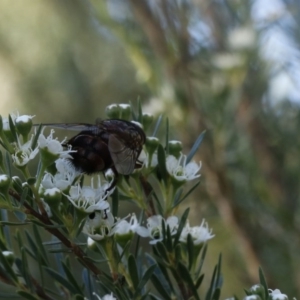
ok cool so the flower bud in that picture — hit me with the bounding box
[168,140,182,158]
[145,137,159,156]
[105,104,120,119]
[2,251,14,266]
[0,174,11,194]
[12,176,23,193]
[243,296,261,300]
[119,104,131,120]
[43,187,62,206]
[87,237,98,251]
[15,115,34,140]
[114,231,134,248]
[27,177,36,186]
[2,117,14,143]
[142,113,153,131]
[246,284,266,300]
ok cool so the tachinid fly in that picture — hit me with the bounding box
[39,119,146,191]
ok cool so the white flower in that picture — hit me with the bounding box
[112,214,147,237]
[66,177,111,213]
[250,285,261,292]
[166,154,201,181]
[2,251,13,257]
[92,292,117,300]
[243,296,261,300]
[119,104,130,110]
[130,121,143,128]
[15,115,35,124]
[12,135,39,167]
[83,211,115,241]
[0,174,10,184]
[2,113,17,131]
[138,215,178,244]
[269,289,288,300]
[40,159,76,192]
[38,129,73,159]
[87,237,96,247]
[179,219,214,245]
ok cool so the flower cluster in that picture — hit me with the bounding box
[1,107,282,300]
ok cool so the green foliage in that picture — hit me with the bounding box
[0,105,220,300]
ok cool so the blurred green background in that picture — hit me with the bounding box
[1,0,300,298]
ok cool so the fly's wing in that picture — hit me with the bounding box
[108,134,139,175]
[34,123,101,134]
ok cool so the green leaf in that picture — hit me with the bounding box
[0,210,11,248]
[205,255,222,300]
[118,241,131,263]
[151,274,172,300]
[31,124,43,150]
[82,269,94,300]
[146,253,174,295]
[177,261,200,300]
[62,261,83,294]
[174,243,182,265]
[165,118,169,155]
[187,234,194,270]
[157,144,168,184]
[16,291,39,300]
[134,216,142,258]
[8,115,18,144]
[155,242,169,263]
[128,254,139,289]
[5,152,12,178]
[74,218,86,238]
[32,225,49,264]
[44,266,79,294]
[21,248,33,290]
[152,191,164,216]
[0,139,9,153]
[130,102,137,120]
[30,219,66,229]
[111,188,119,218]
[0,221,29,226]
[25,230,48,266]
[195,244,208,278]
[0,248,18,284]
[13,211,26,222]
[212,288,221,300]
[195,274,204,289]
[164,223,173,252]
[216,254,222,288]
[206,265,217,300]
[0,292,21,298]
[152,115,163,137]
[186,130,206,163]
[172,181,200,208]
[136,264,157,294]
[172,188,183,208]
[137,98,143,123]
[20,186,29,208]
[73,295,86,300]
[149,293,163,300]
[174,208,190,246]
[259,267,268,300]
